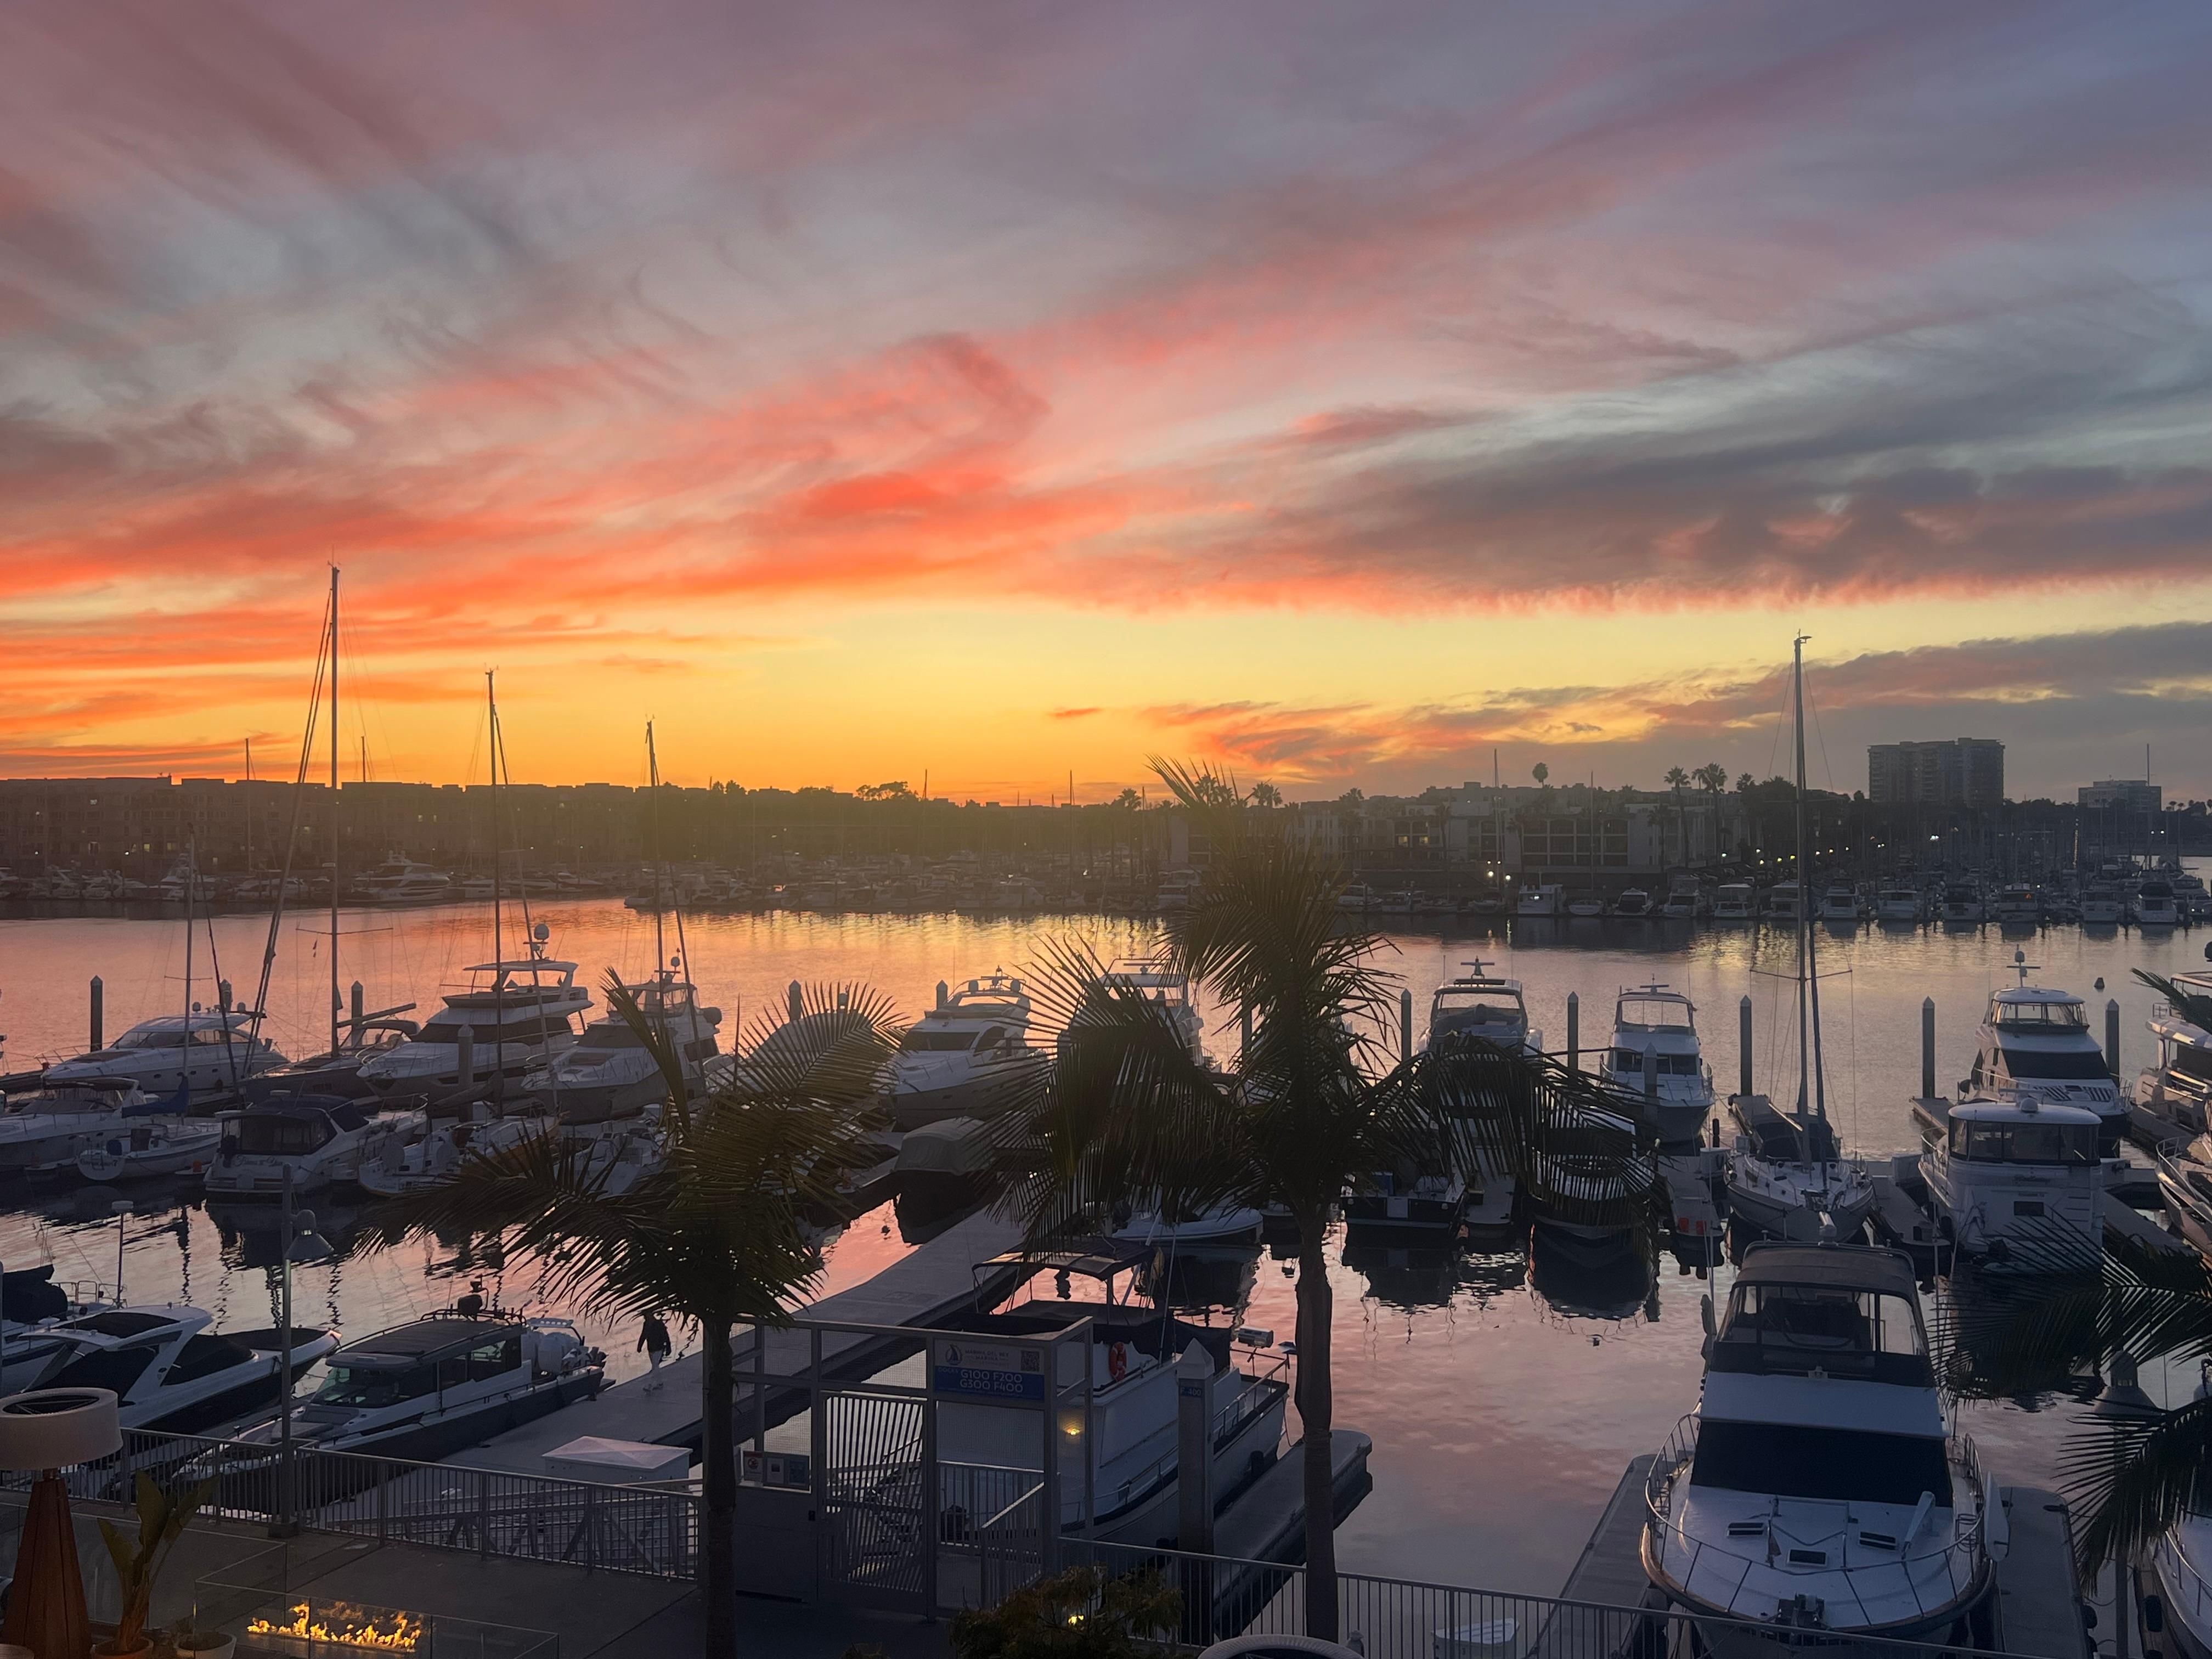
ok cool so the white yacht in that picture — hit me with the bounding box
[44,1011,287,1104]
[1875,886,1926,923]
[24,1306,338,1435]
[1335,883,1378,914]
[355,1106,548,1199]
[353,857,454,904]
[75,1119,224,1183]
[1712,883,1757,922]
[1516,883,1565,917]
[885,972,1043,1130]
[1097,958,1205,1062]
[1108,1201,1265,1245]
[1815,884,1861,923]
[358,945,591,1102]
[2157,1132,2212,1263]
[1658,879,1709,920]
[931,1247,1289,1543]
[2079,883,2126,925]
[1425,962,1543,1057]
[205,1306,603,1466]
[2137,973,2212,1139]
[1566,891,1607,919]
[1598,985,1714,1146]
[1962,957,2128,1155]
[1642,1244,1995,1649]
[1990,883,2039,924]
[1345,1169,1465,1232]
[0,1079,182,1176]
[1920,1097,2103,1272]
[1764,881,1804,923]
[523,972,728,1124]
[1938,882,1985,924]
[203,1098,407,1200]
[1,1266,111,1392]
[2153,1371,2212,1659]
[2135,878,2182,928]
[1613,888,1655,918]
[2174,868,2212,923]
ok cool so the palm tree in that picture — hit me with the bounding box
[1955,1234,2212,1575]
[370,977,900,1659]
[1002,761,1661,1639]
[1664,767,1690,863]
[1248,781,1283,810]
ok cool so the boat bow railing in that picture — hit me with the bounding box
[1644,1415,1991,1632]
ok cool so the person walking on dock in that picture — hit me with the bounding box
[639,1312,673,1392]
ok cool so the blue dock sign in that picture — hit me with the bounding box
[933,1339,1047,1401]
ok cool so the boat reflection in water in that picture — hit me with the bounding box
[1528,1222,1658,1324]
[1342,1236,1528,1314]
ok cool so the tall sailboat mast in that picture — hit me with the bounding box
[329,567,341,1059]
[488,670,505,1107]
[1792,636,1812,1122]
[647,720,667,976]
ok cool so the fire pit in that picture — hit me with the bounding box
[245,1601,422,1654]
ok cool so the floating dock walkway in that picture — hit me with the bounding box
[454,1205,1026,1475]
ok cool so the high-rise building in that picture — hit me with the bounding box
[2079,780,2162,813]
[1867,738,2005,809]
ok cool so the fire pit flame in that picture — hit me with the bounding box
[245,1601,424,1651]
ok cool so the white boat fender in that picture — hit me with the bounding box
[1904,1489,1936,1543]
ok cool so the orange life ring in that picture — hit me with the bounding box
[1107,1341,1128,1382]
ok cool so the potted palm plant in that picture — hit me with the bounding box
[167,1611,237,1659]
[93,1473,216,1658]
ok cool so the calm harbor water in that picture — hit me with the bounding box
[1,896,2205,1596]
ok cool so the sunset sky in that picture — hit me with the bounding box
[5,2,2210,801]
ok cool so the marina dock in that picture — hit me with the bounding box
[455,1205,1026,1474]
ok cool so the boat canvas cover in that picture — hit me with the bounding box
[1734,1244,1917,1299]
[338,1317,518,1367]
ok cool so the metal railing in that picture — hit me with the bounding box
[1,1428,701,1581]
[1641,1415,1991,1636]
[1068,1537,2010,1658]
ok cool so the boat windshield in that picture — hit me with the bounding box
[1947,1118,2099,1165]
[1617,997,1691,1031]
[901,1029,978,1053]
[1431,990,1525,1031]
[2165,1047,2212,1085]
[1714,1282,1928,1378]
[1990,998,2086,1031]
[113,1029,189,1051]
[223,1115,332,1156]
[2000,1048,2111,1081]
[573,1024,648,1052]
[1612,1049,1701,1076]
[1691,1421,1951,1508]
[315,1362,437,1408]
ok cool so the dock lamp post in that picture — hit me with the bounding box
[270,1167,333,1538]
[2092,1351,2163,1659]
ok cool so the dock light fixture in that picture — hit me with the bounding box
[0,1386,123,1659]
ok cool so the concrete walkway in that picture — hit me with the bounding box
[1,1489,955,1658]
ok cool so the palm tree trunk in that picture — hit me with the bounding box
[702,1317,737,1659]
[1294,1217,1339,1640]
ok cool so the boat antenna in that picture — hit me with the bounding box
[2011,949,2038,988]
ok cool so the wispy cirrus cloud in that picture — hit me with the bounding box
[3,1,2211,785]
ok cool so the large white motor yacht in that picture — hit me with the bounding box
[1874,887,1925,923]
[523,970,728,1123]
[45,1011,286,1104]
[1643,1244,1996,1649]
[1764,882,1804,923]
[206,1305,603,1466]
[2153,1369,2212,1659]
[1598,985,1714,1147]
[885,973,1043,1130]
[1961,957,2128,1156]
[1939,882,1985,924]
[1515,883,1564,917]
[1426,962,1543,1057]
[25,1305,338,1434]
[203,1098,408,1199]
[1712,883,1757,922]
[2079,883,2126,925]
[2138,974,2212,1139]
[0,1079,183,1176]
[353,857,454,904]
[359,946,591,1101]
[928,1246,1289,1543]
[2157,1131,2212,1263]
[1990,884,2040,924]
[1920,1097,2103,1272]
[2136,878,2183,928]
[1816,885,1861,923]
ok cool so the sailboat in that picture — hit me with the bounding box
[242,570,422,1106]
[1723,638,1876,1240]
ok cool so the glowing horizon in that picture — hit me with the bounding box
[7,3,2211,800]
